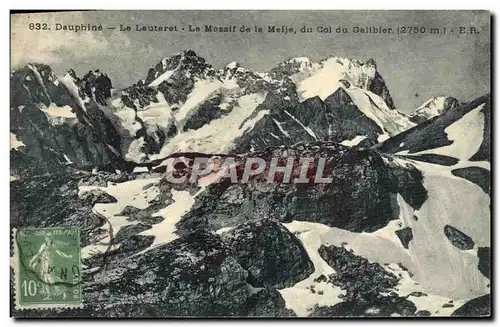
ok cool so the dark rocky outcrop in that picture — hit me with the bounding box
[221,219,314,288]
[364,58,395,109]
[383,157,428,210]
[113,223,152,244]
[395,227,413,249]
[451,294,491,317]
[10,172,107,248]
[10,64,123,178]
[79,189,118,206]
[318,245,399,301]
[147,50,216,104]
[79,70,113,105]
[469,97,491,162]
[378,94,490,157]
[183,95,224,131]
[241,288,296,317]
[310,297,417,317]
[311,244,416,317]
[177,142,419,234]
[121,83,159,110]
[402,154,459,166]
[451,166,490,194]
[233,88,385,153]
[477,247,490,280]
[443,225,475,250]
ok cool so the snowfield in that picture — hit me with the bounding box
[125,137,148,163]
[153,93,267,158]
[136,93,175,132]
[148,68,177,87]
[278,221,345,316]
[293,57,344,101]
[78,177,162,260]
[39,103,78,126]
[40,104,76,118]
[174,78,224,126]
[139,189,196,249]
[279,161,490,317]
[344,87,415,136]
[340,135,367,147]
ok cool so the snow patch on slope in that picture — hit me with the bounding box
[126,137,147,163]
[293,57,344,101]
[345,87,415,136]
[40,104,76,118]
[59,73,88,111]
[27,64,52,102]
[279,175,489,316]
[153,93,266,157]
[279,221,344,316]
[148,68,176,87]
[39,103,78,126]
[174,78,224,124]
[139,189,196,247]
[10,132,25,150]
[136,92,175,132]
[112,105,143,136]
[78,177,161,259]
[272,118,290,138]
[340,135,367,147]
[284,110,318,140]
[410,97,457,121]
[386,263,468,316]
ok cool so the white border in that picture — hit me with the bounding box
[2,2,497,326]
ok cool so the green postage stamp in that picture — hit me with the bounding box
[13,228,83,309]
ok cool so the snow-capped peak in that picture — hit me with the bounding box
[268,55,395,109]
[289,57,311,63]
[226,61,240,70]
[410,96,459,123]
[221,61,257,84]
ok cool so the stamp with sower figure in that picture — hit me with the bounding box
[13,228,83,309]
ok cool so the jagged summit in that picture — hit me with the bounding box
[10,51,460,173]
[66,68,78,79]
[225,61,240,69]
[365,58,377,69]
[145,50,216,87]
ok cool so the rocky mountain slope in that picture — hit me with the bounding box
[10,64,121,178]
[409,96,459,124]
[10,52,490,317]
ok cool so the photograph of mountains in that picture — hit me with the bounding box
[10,10,490,318]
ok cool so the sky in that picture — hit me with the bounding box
[11,10,490,112]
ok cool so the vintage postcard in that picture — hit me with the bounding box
[10,10,490,318]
